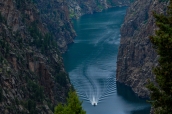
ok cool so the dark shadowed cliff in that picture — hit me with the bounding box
[116,0,168,98]
[0,0,73,113]
[35,0,76,51]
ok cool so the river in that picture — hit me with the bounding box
[63,7,151,114]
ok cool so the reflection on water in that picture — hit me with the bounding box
[63,6,150,114]
[117,82,151,114]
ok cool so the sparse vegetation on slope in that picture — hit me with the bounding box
[0,0,72,113]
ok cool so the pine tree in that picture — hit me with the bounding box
[147,0,172,113]
[54,90,86,114]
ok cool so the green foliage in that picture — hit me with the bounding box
[0,37,11,58]
[69,10,75,19]
[147,0,172,113]
[54,90,86,114]
[15,0,23,9]
[28,22,43,47]
[97,5,103,11]
[0,12,7,24]
[28,80,44,102]
[26,99,37,114]
[15,0,35,9]
[0,87,3,102]
[28,22,58,54]
[55,72,68,87]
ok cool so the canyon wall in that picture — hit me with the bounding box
[67,0,132,19]
[0,0,73,113]
[116,0,168,98]
[36,0,76,51]
[0,0,162,113]
[33,0,132,50]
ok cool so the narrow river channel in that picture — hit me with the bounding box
[63,7,151,114]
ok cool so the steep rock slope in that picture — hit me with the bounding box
[116,0,167,98]
[67,0,132,18]
[36,0,76,51]
[0,0,72,113]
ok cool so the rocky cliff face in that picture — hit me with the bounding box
[116,0,168,98]
[35,0,76,51]
[0,0,72,113]
[67,0,132,19]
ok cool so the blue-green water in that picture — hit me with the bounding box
[63,7,150,114]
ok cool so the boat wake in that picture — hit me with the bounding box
[69,63,116,106]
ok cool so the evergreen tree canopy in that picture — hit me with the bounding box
[54,90,86,114]
[147,0,172,113]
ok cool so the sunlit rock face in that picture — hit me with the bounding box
[116,0,168,98]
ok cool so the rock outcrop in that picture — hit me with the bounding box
[0,0,73,113]
[116,0,168,98]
